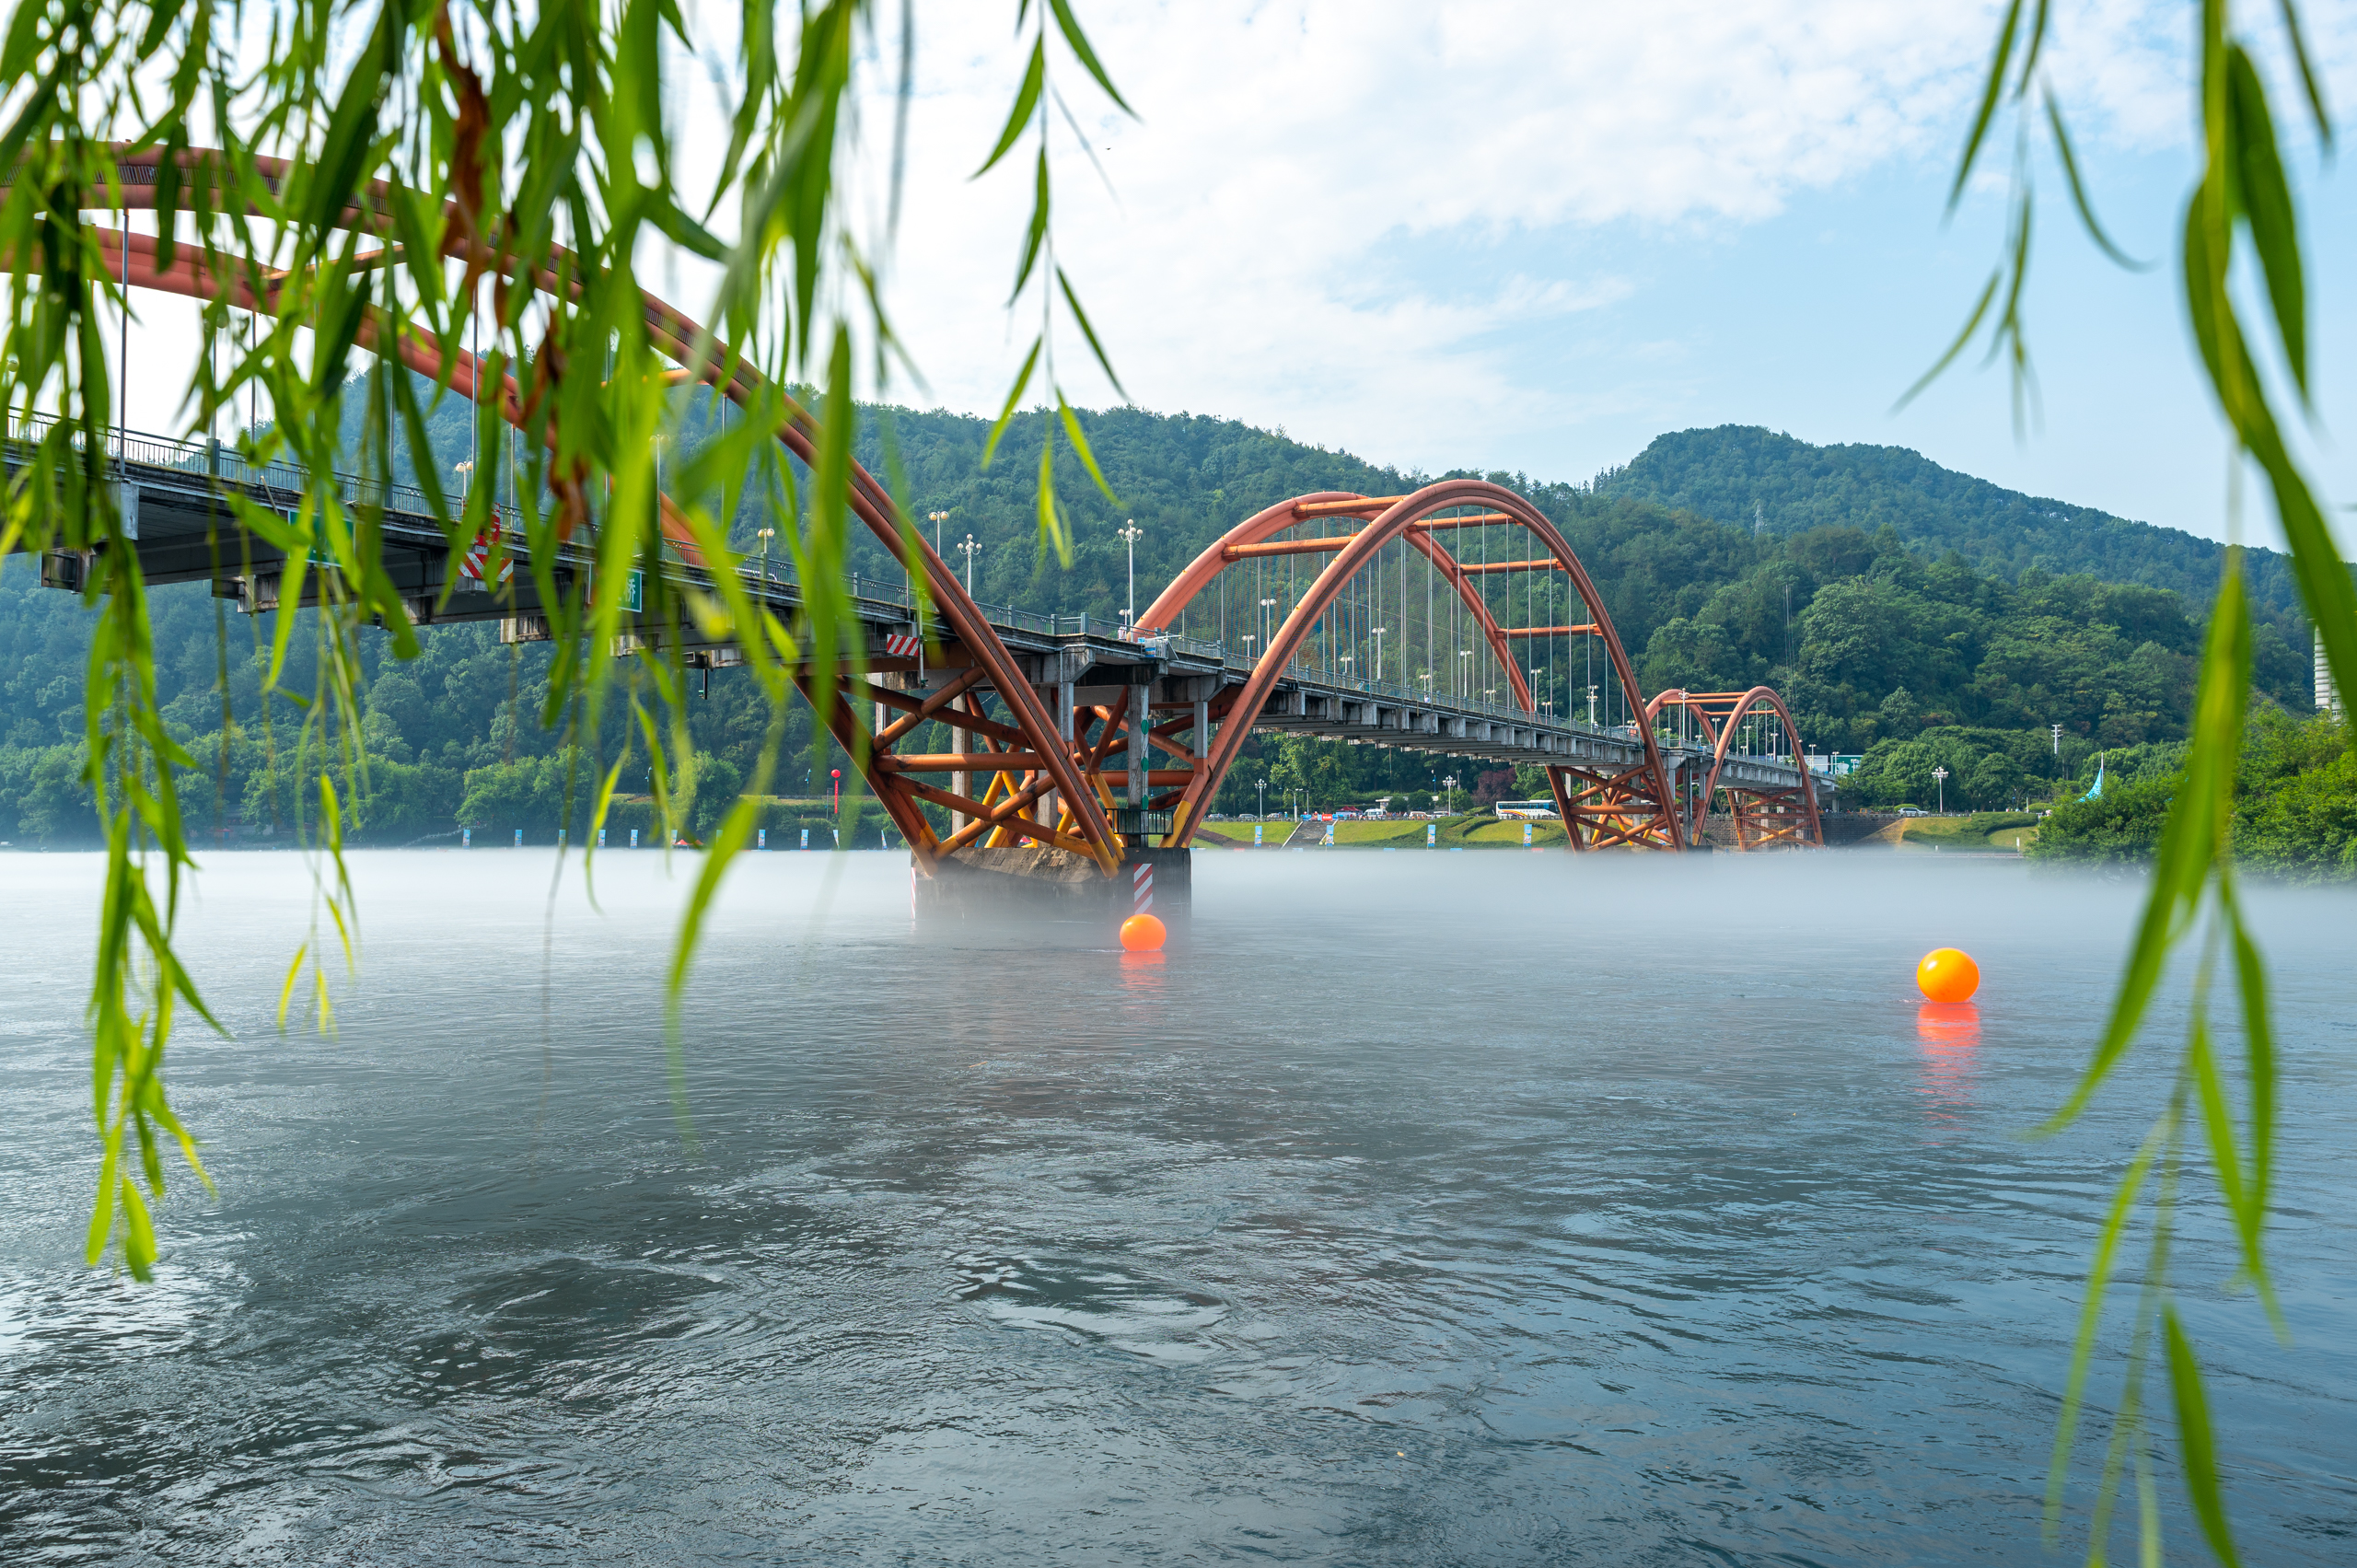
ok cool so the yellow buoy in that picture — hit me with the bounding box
[1916,947,1980,1003]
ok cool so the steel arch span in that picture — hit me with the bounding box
[1136,482,1686,851]
[1644,687,1825,850]
[31,145,1128,877]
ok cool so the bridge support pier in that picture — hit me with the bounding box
[912,845,1191,944]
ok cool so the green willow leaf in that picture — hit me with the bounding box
[1010,144,1051,302]
[1047,0,1132,116]
[1894,268,2000,411]
[2224,45,2306,400]
[1056,391,1117,504]
[982,333,1042,468]
[1057,264,1126,398]
[2044,90,2148,270]
[975,34,1045,177]
[2271,0,2333,149]
[1950,0,2026,210]
[2163,1309,2243,1566]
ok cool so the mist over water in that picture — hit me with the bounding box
[2,848,2351,1564]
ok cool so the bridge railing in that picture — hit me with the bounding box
[5,408,532,535]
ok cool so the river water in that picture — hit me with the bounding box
[1,849,2351,1564]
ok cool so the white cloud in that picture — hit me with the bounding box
[856,0,2355,477]
[877,1,2017,449]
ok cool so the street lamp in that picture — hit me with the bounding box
[1586,684,1598,725]
[1259,597,1278,654]
[1257,777,1266,819]
[1457,648,1471,698]
[1241,633,1258,663]
[1442,772,1459,815]
[928,509,950,555]
[1932,764,1949,815]
[757,525,776,584]
[1118,518,1143,630]
[958,533,981,594]
[454,458,473,497]
[1372,626,1387,682]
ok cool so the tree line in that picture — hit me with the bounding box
[0,395,2329,844]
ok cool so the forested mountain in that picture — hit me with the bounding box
[0,386,2327,844]
[1591,424,2305,623]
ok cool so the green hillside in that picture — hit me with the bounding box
[1590,424,2304,621]
[0,388,2328,844]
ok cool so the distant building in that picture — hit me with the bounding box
[2322,629,2343,718]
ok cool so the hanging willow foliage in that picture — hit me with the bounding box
[0,0,1128,1279]
[1933,3,2346,1562]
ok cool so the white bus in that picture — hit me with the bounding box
[1492,800,1559,819]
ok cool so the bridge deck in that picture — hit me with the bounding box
[9,420,1828,807]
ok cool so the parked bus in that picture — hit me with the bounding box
[1492,800,1560,819]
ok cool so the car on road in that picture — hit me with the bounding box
[1897,805,1927,817]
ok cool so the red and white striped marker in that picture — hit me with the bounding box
[1132,861,1154,915]
[459,531,513,586]
[883,631,921,658]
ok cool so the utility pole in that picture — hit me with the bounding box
[1118,518,1143,630]
[958,533,980,594]
[1372,626,1387,682]
[2050,722,2063,757]
[1932,764,1948,815]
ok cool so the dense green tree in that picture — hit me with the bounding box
[3,399,2331,845]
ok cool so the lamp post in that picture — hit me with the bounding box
[1586,683,1598,725]
[1241,633,1258,664]
[1257,777,1266,819]
[1259,597,1278,655]
[1372,626,1387,682]
[454,458,473,498]
[1932,764,1949,815]
[1530,665,1543,714]
[1457,648,1471,698]
[1118,518,1143,631]
[1442,772,1459,815]
[757,525,776,584]
[928,509,949,555]
[958,533,980,594]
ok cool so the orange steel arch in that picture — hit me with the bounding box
[1140,480,1684,851]
[1646,687,1825,850]
[37,145,1125,875]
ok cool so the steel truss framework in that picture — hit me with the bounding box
[41,145,1128,876]
[1136,482,1687,851]
[1643,687,1826,850]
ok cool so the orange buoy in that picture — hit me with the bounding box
[1916,947,1980,1003]
[1120,912,1167,952]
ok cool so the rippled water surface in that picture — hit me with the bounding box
[2,849,2351,1564]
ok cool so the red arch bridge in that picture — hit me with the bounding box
[6,147,1831,923]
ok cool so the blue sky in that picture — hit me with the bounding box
[877,2,2355,552]
[108,3,2351,555]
